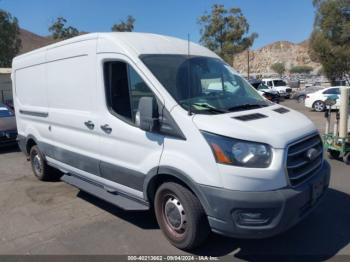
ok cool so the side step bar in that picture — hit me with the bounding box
[61,174,149,211]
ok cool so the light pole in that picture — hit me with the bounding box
[247,49,250,79]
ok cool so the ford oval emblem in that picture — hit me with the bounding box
[306,148,319,162]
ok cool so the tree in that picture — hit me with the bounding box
[309,0,350,84]
[49,17,79,40]
[111,15,135,32]
[0,9,21,67]
[198,4,257,64]
[270,62,285,76]
[290,65,314,74]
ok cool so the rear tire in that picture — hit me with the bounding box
[29,145,61,181]
[154,182,210,250]
[313,100,325,112]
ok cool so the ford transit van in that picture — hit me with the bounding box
[12,33,330,250]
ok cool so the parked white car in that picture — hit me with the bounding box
[261,78,292,98]
[304,86,350,112]
[12,33,330,250]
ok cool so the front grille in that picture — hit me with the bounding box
[286,134,323,186]
[286,88,292,93]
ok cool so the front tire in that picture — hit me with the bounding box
[29,145,61,181]
[297,95,306,103]
[313,100,325,112]
[343,152,350,165]
[154,182,210,250]
[327,149,340,159]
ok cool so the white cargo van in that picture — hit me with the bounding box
[13,33,330,250]
[262,78,292,98]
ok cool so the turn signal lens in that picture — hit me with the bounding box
[210,143,232,164]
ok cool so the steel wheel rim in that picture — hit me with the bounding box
[33,153,42,175]
[163,194,187,235]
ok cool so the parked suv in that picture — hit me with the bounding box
[13,33,330,250]
[261,78,292,98]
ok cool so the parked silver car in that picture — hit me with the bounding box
[0,103,17,147]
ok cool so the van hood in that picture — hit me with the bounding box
[192,104,317,149]
[0,116,17,131]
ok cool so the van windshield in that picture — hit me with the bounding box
[273,80,287,87]
[141,55,270,114]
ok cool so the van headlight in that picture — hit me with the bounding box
[201,131,272,168]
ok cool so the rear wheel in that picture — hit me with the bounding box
[154,182,210,250]
[313,100,325,112]
[29,145,61,181]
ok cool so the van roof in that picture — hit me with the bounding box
[14,32,220,60]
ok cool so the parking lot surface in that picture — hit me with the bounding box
[0,100,349,258]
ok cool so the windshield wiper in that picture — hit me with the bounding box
[191,103,228,114]
[227,103,267,112]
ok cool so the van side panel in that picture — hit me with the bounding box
[45,40,102,173]
[14,52,50,143]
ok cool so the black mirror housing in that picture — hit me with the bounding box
[138,97,159,132]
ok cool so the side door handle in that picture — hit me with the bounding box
[101,124,112,134]
[84,120,95,130]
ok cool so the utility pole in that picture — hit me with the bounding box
[247,49,250,79]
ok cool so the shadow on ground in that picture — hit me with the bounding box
[79,188,350,259]
[78,191,158,230]
[0,144,20,154]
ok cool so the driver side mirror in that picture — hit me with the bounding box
[137,97,159,132]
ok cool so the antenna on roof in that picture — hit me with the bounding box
[187,33,192,116]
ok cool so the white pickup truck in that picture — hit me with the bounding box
[262,78,292,98]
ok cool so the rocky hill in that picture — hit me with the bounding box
[19,29,55,54]
[16,29,321,76]
[232,40,321,75]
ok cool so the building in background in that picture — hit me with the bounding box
[0,68,12,104]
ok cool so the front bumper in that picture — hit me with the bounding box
[304,99,313,108]
[0,130,18,147]
[199,160,330,239]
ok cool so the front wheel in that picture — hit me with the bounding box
[297,95,306,103]
[327,149,340,159]
[343,152,350,165]
[313,100,325,112]
[154,182,210,250]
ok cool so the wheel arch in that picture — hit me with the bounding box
[17,134,39,156]
[144,166,213,216]
[25,135,38,154]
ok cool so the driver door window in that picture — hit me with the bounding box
[104,61,155,124]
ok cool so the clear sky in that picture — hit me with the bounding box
[0,0,315,49]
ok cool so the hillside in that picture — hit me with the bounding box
[19,29,55,54]
[232,40,321,75]
[16,29,321,76]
